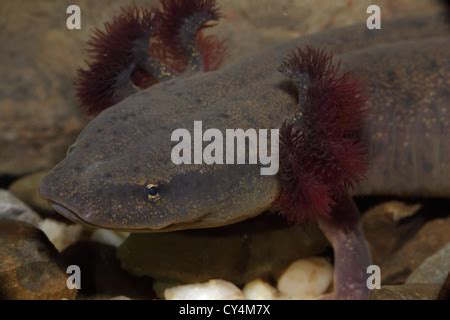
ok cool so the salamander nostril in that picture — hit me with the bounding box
[66,144,76,155]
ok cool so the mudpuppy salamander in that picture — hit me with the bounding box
[40,0,449,299]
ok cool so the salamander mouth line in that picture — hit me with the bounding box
[50,202,106,230]
[47,200,227,233]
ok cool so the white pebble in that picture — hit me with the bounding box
[165,279,244,300]
[243,279,278,300]
[90,229,129,247]
[110,296,131,300]
[277,257,333,299]
[153,280,182,300]
[38,218,84,251]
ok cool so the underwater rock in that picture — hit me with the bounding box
[117,214,328,284]
[222,0,443,40]
[90,229,129,248]
[406,243,450,285]
[381,217,450,284]
[0,190,88,252]
[61,241,154,299]
[38,218,86,252]
[362,201,421,265]
[9,171,54,213]
[276,257,333,299]
[0,220,76,299]
[437,274,450,300]
[243,279,278,300]
[0,1,116,175]
[153,280,183,300]
[0,190,42,226]
[1,1,175,177]
[165,279,244,300]
[109,295,131,300]
[370,284,441,300]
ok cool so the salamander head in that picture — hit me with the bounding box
[40,92,280,232]
[40,2,280,231]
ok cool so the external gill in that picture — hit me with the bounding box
[77,0,224,116]
[277,45,371,299]
[157,0,224,73]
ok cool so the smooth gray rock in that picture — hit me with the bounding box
[406,243,450,285]
[381,217,450,284]
[370,284,441,300]
[0,189,42,226]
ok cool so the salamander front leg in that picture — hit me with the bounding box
[318,196,372,300]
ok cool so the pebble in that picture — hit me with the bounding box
[370,284,441,300]
[90,229,129,248]
[38,218,85,252]
[110,296,131,300]
[362,201,421,265]
[381,217,450,284]
[406,243,450,285]
[0,219,76,299]
[165,280,244,300]
[0,189,42,226]
[243,279,278,300]
[153,280,183,300]
[277,257,333,299]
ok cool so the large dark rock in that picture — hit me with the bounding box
[61,241,154,299]
[118,214,328,284]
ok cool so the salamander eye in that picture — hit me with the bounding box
[145,183,161,201]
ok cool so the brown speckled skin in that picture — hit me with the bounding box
[40,15,449,231]
[348,38,449,197]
